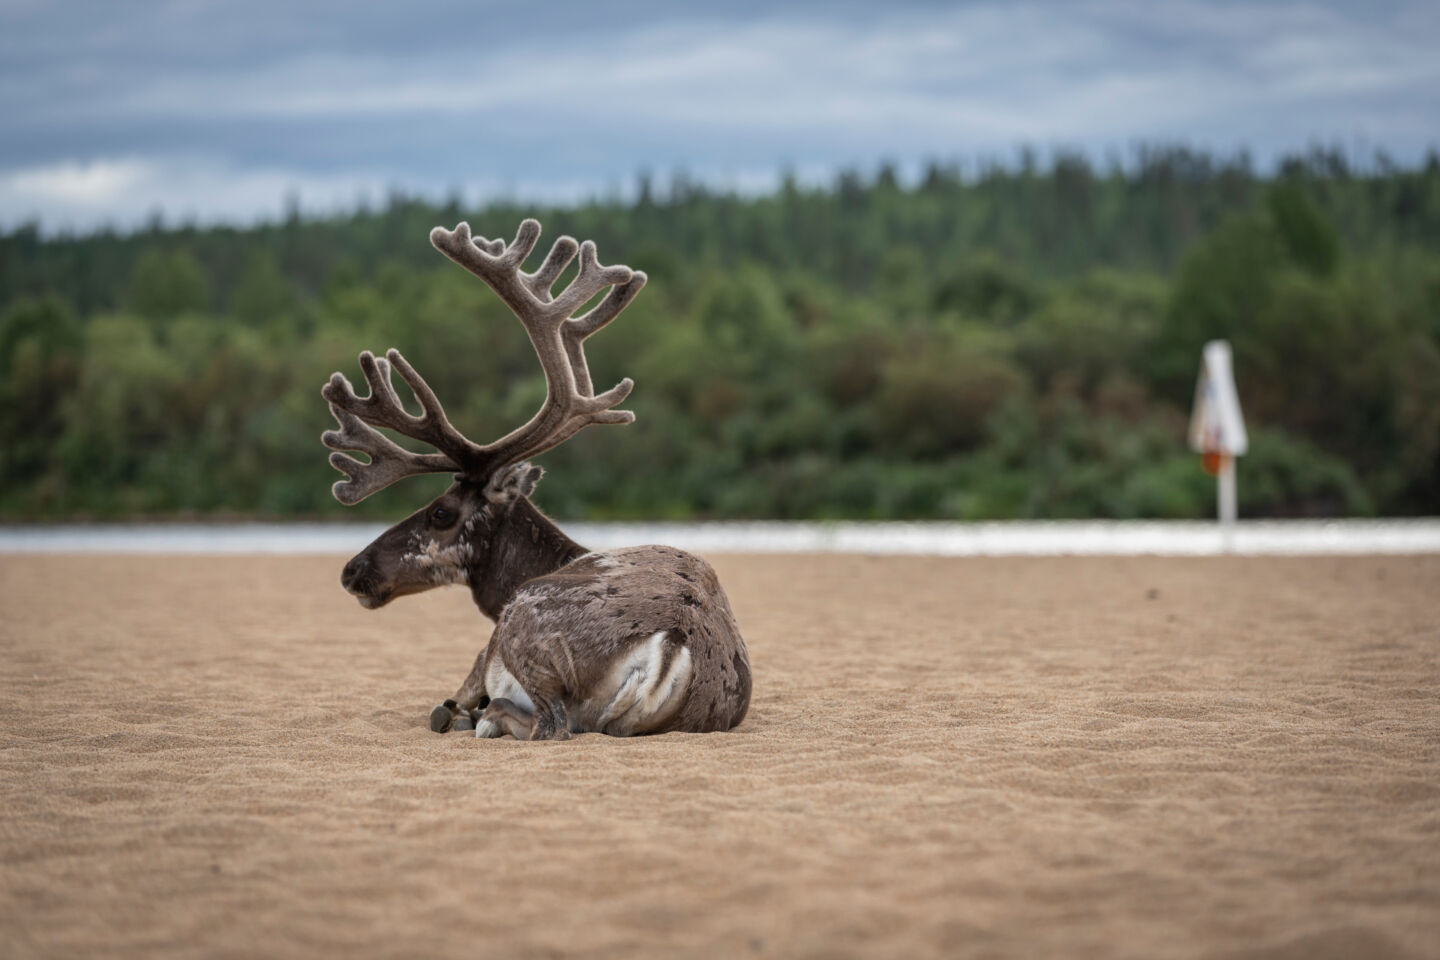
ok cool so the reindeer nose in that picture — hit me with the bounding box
[341,555,372,592]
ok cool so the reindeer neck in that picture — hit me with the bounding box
[468,496,587,620]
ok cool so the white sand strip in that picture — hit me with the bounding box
[1,518,1438,555]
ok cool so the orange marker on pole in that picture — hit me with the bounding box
[1188,341,1247,551]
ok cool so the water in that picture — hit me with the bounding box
[1,519,1437,555]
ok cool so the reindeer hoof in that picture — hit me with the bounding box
[429,702,456,733]
[452,712,475,732]
[474,718,501,739]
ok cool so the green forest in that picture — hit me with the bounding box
[3,148,1439,522]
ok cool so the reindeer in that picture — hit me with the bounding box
[321,219,751,740]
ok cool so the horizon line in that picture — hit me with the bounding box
[7,140,1439,242]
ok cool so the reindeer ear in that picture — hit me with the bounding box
[483,462,544,504]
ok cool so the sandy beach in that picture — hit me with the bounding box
[2,552,1437,959]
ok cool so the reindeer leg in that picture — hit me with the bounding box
[429,647,491,733]
[493,633,574,742]
[528,700,573,742]
[475,698,534,739]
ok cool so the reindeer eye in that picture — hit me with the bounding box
[430,506,455,527]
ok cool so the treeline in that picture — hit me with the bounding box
[2,147,1438,521]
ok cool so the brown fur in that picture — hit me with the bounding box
[348,481,751,739]
[489,546,751,735]
[326,219,752,740]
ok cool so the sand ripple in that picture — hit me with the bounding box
[1,554,1437,959]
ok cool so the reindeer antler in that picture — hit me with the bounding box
[321,350,477,505]
[428,219,645,461]
[321,219,645,504]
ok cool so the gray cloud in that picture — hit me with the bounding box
[2,0,1436,231]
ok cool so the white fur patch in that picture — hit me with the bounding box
[474,719,501,739]
[485,659,536,714]
[595,631,692,735]
[402,530,473,586]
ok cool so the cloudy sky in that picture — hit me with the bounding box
[2,0,1436,232]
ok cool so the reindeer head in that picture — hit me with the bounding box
[323,219,646,609]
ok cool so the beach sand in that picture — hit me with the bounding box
[1,553,1437,959]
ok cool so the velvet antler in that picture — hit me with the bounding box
[322,219,645,504]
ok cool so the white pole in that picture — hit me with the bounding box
[1218,455,1237,552]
